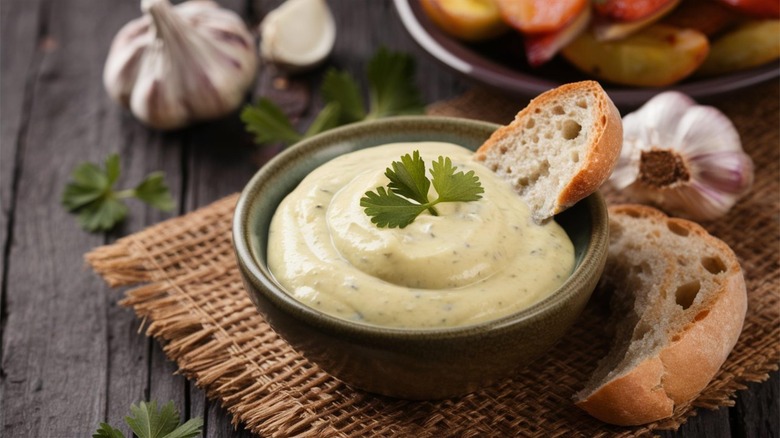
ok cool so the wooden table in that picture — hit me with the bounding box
[1,0,777,436]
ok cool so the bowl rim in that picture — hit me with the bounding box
[233,115,608,340]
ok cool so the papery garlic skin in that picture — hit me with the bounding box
[260,0,336,72]
[610,91,753,221]
[104,0,258,130]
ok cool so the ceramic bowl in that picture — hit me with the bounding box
[233,116,609,399]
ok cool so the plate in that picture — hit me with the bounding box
[394,0,779,109]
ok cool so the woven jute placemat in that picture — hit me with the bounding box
[87,81,779,437]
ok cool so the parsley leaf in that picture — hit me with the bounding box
[366,47,425,119]
[361,151,483,228]
[303,101,342,138]
[386,151,433,208]
[242,48,425,147]
[61,154,175,232]
[360,187,430,229]
[134,172,176,211]
[93,423,125,438]
[240,98,303,145]
[321,69,365,123]
[430,156,484,203]
[92,400,203,438]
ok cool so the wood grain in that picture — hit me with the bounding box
[0,0,776,436]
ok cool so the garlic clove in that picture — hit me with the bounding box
[609,91,754,221]
[260,0,336,72]
[673,105,742,157]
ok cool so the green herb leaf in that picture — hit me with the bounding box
[126,401,180,438]
[386,151,431,206]
[105,153,121,185]
[62,154,118,211]
[242,48,425,148]
[161,418,204,438]
[303,101,343,138]
[93,400,202,438]
[93,423,126,438]
[77,197,128,232]
[62,155,175,233]
[366,47,425,119]
[241,98,303,146]
[321,69,365,123]
[134,172,175,211]
[362,151,483,228]
[430,156,484,203]
[61,179,106,211]
[360,187,429,229]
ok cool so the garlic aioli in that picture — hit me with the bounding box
[267,142,575,328]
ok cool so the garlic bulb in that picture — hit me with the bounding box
[610,92,754,221]
[104,0,258,130]
[259,0,336,72]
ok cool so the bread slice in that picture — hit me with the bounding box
[575,204,747,426]
[475,80,622,222]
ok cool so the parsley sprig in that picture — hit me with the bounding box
[241,48,425,147]
[61,154,174,232]
[92,400,202,438]
[360,151,484,228]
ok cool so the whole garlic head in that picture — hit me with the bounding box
[259,0,336,72]
[104,0,258,130]
[610,91,754,221]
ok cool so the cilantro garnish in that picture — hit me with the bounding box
[360,151,484,228]
[241,47,425,147]
[61,154,174,232]
[92,400,202,438]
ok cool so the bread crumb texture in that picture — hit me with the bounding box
[575,204,747,426]
[475,81,621,221]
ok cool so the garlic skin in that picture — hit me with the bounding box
[610,91,754,221]
[260,0,336,72]
[104,0,258,130]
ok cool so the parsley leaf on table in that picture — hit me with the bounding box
[240,97,303,145]
[241,48,425,147]
[320,69,365,123]
[92,400,203,438]
[360,151,484,229]
[366,47,424,119]
[93,423,125,438]
[61,154,175,233]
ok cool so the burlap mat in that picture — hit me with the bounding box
[86,81,779,437]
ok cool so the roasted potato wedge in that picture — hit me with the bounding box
[420,0,508,41]
[561,24,710,86]
[697,20,780,76]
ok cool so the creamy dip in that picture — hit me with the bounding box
[267,142,575,328]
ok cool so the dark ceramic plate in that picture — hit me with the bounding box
[394,0,779,109]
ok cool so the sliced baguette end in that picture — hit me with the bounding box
[575,204,747,426]
[475,80,622,221]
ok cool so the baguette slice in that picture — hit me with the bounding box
[475,80,622,222]
[575,204,747,426]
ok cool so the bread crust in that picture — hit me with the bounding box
[475,81,623,220]
[556,83,623,211]
[575,204,747,426]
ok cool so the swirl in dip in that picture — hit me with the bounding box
[267,142,575,328]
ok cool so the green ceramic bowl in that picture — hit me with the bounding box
[233,116,608,399]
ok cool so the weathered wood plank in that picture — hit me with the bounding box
[0,0,110,431]
[0,0,45,432]
[0,0,45,369]
[732,369,780,436]
[177,0,260,434]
